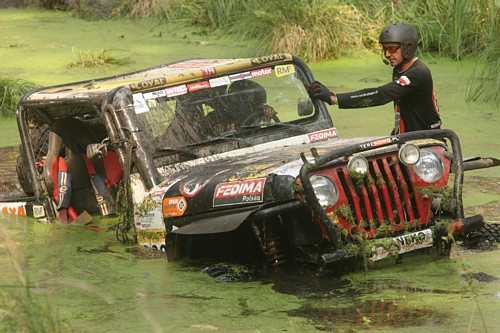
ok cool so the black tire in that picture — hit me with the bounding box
[464,223,500,250]
[16,123,50,196]
[16,149,34,195]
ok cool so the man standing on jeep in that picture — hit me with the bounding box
[308,23,441,134]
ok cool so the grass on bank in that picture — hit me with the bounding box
[0,76,39,118]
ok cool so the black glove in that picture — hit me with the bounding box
[308,81,333,105]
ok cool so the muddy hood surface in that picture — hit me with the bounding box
[157,134,382,218]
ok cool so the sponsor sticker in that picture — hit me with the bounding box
[146,99,157,108]
[181,178,210,197]
[209,76,231,88]
[251,67,272,78]
[308,128,338,143]
[270,159,304,177]
[0,202,27,216]
[275,64,295,77]
[129,77,167,92]
[133,93,150,114]
[201,67,217,77]
[396,75,411,86]
[165,84,188,97]
[187,81,210,92]
[250,53,287,65]
[372,229,433,261]
[358,137,399,150]
[143,89,166,100]
[32,205,45,218]
[162,196,188,217]
[150,189,166,204]
[181,169,230,197]
[229,71,252,82]
[213,178,266,207]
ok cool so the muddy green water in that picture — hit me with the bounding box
[1,213,499,332]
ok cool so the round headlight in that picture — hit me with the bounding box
[399,143,420,165]
[310,175,339,209]
[413,149,444,183]
[347,155,369,175]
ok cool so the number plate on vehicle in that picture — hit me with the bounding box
[371,228,433,261]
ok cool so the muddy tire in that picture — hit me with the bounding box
[16,124,50,196]
[464,223,500,250]
[16,149,34,195]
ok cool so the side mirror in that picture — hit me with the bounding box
[298,100,314,116]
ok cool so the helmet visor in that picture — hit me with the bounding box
[382,44,401,54]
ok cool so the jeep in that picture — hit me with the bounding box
[1,54,498,269]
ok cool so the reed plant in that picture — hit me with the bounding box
[127,0,173,19]
[386,0,495,60]
[236,0,376,61]
[466,34,499,105]
[28,0,68,10]
[0,77,40,118]
[68,0,125,20]
[67,0,172,19]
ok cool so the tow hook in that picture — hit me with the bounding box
[434,215,484,238]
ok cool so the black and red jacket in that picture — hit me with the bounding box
[336,58,441,134]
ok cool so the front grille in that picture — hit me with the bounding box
[336,156,420,233]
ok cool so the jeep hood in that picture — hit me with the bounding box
[160,133,379,216]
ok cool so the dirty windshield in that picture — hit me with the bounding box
[133,63,313,153]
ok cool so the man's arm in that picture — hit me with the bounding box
[336,78,414,108]
[309,75,421,108]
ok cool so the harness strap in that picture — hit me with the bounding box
[48,156,76,223]
[82,154,118,216]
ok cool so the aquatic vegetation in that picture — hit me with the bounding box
[67,48,131,68]
[347,168,367,187]
[115,181,136,243]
